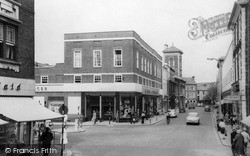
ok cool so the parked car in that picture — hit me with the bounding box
[188,103,196,109]
[179,107,186,113]
[169,109,177,118]
[186,112,200,125]
[204,105,211,112]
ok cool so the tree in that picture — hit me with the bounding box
[203,83,217,105]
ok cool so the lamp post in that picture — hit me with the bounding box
[207,57,224,119]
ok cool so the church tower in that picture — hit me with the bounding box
[162,44,183,77]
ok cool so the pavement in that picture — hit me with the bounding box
[51,114,167,156]
[211,109,250,156]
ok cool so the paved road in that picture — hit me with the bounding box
[66,107,232,156]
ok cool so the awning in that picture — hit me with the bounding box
[241,116,250,127]
[0,119,8,125]
[0,97,63,122]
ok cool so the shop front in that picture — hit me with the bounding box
[0,97,63,154]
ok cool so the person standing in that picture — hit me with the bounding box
[241,127,250,152]
[234,129,245,156]
[231,126,239,156]
[40,127,53,156]
[91,110,97,125]
[60,126,68,150]
[6,134,19,156]
[141,111,145,124]
[219,119,226,139]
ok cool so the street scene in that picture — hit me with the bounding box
[1,0,250,156]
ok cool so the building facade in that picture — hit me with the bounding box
[183,77,197,105]
[197,82,216,105]
[224,0,250,120]
[35,31,163,121]
[162,45,183,77]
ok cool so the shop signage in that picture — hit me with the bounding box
[0,77,34,96]
[142,87,159,95]
[224,95,240,101]
[36,86,48,92]
[188,13,231,41]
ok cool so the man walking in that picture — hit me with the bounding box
[41,127,53,156]
[241,127,250,152]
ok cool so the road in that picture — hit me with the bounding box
[66,107,232,156]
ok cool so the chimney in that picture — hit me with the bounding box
[192,76,195,80]
[164,44,168,50]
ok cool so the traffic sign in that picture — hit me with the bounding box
[59,105,68,115]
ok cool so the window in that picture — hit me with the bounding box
[154,64,157,77]
[114,49,122,67]
[94,75,102,83]
[0,24,16,60]
[147,61,149,74]
[41,76,48,84]
[114,74,122,82]
[136,51,139,69]
[141,56,143,71]
[93,50,102,67]
[74,50,82,68]
[6,26,15,44]
[144,58,146,72]
[169,57,174,67]
[74,75,82,83]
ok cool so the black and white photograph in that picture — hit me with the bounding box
[1,0,250,155]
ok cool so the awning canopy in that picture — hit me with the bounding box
[0,119,8,125]
[241,116,250,127]
[0,97,63,122]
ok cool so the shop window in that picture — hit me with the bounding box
[120,97,135,119]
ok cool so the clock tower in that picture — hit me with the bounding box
[162,44,183,77]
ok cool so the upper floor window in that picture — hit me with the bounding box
[141,56,143,71]
[93,50,102,67]
[94,75,102,83]
[0,24,16,61]
[169,57,174,67]
[144,58,146,72]
[114,74,123,83]
[74,75,82,83]
[74,50,82,68]
[136,51,139,69]
[41,76,48,84]
[114,49,122,67]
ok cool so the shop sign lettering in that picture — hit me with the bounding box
[36,86,47,92]
[2,83,21,91]
[142,87,159,95]
[188,13,231,41]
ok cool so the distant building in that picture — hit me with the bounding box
[35,31,163,121]
[183,76,197,104]
[162,45,183,77]
[197,82,216,105]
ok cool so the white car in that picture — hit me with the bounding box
[186,112,200,125]
[169,109,177,118]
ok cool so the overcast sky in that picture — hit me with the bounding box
[35,0,235,83]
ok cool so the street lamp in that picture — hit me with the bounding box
[207,57,224,119]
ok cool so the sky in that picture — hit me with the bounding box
[35,0,236,83]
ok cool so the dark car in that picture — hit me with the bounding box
[204,105,211,112]
[179,107,186,113]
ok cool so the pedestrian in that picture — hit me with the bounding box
[231,126,239,156]
[241,127,250,152]
[141,111,145,124]
[91,110,97,125]
[40,127,54,156]
[230,115,235,130]
[60,125,68,150]
[234,129,245,156]
[6,134,19,156]
[219,119,226,139]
